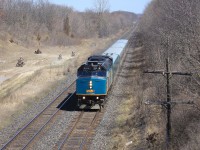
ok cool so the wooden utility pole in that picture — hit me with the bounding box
[144,58,193,149]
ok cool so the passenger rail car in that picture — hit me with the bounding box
[76,39,128,109]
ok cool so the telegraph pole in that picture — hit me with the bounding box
[166,58,171,146]
[144,58,193,149]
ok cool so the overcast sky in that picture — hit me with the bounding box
[48,0,152,14]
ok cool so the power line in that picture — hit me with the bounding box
[144,58,192,149]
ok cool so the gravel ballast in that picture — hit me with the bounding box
[90,44,143,149]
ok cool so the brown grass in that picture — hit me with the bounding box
[109,45,147,149]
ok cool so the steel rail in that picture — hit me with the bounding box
[79,111,100,150]
[1,80,76,150]
[21,92,76,150]
[57,111,99,150]
[57,111,84,150]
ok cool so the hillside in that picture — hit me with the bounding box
[136,0,200,149]
[111,11,138,23]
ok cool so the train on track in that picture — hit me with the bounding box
[76,39,128,109]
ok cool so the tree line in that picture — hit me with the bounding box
[0,0,136,46]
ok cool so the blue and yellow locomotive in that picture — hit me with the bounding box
[76,39,128,109]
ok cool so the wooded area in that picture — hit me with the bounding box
[0,0,137,46]
[136,0,200,149]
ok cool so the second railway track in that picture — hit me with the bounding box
[1,81,76,150]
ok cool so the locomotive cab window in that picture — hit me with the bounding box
[77,55,113,77]
[77,63,106,77]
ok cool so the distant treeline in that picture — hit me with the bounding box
[0,0,137,46]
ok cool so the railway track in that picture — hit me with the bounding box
[52,31,133,150]
[1,29,134,150]
[1,81,76,150]
[55,110,102,150]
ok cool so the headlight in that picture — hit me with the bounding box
[96,97,99,100]
[89,81,92,89]
[83,96,86,100]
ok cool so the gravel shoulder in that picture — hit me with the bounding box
[90,42,146,149]
[89,46,134,150]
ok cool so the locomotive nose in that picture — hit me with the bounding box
[76,77,107,95]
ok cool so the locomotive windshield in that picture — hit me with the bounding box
[77,62,106,77]
[77,55,112,77]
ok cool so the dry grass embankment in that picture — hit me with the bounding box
[110,35,151,149]
[133,0,200,149]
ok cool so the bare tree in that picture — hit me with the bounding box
[63,15,70,36]
[94,0,109,13]
[0,0,135,45]
[94,0,110,37]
